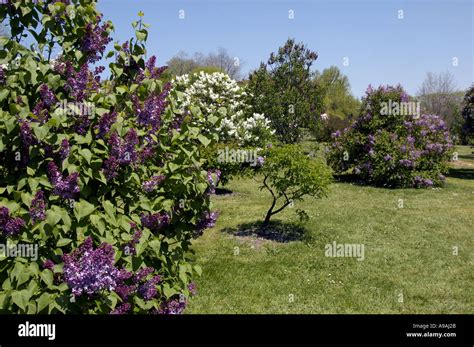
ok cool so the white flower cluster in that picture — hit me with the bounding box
[172,71,274,146]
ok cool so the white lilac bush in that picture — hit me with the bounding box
[172,71,275,146]
[172,71,275,184]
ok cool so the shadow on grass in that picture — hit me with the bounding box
[221,220,308,243]
[459,154,474,161]
[447,167,474,180]
[215,187,234,195]
[333,173,375,187]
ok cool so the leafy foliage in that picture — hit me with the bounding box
[258,144,332,227]
[312,66,360,141]
[247,38,324,143]
[0,0,216,314]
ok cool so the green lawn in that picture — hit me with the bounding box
[186,146,474,314]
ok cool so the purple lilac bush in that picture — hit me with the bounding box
[328,85,453,188]
[0,0,218,314]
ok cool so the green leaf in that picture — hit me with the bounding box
[162,284,179,298]
[37,293,53,313]
[40,270,54,288]
[111,65,123,78]
[74,200,95,222]
[179,265,188,284]
[102,200,116,219]
[78,148,92,164]
[135,29,147,42]
[168,162,179,172]
[31,123,50,141]
[194,265,202,276]
[57,238,72,247]
[12,290,30,311]
[17,270,31,286]
[0,89,9,102]
[46,209,61,227]
[198,134,211,147]
[11,262,25,282]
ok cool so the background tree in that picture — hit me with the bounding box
[195,47,241,80]
[313,66,360,141]
[166,48,242,80]
[461,84,474,144]
[247,38,324,143]
[417,71,464,142]
[165,51,199,76]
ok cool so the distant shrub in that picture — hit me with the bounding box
[328,85,453,188]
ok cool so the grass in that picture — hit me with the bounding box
[186,146,474,314]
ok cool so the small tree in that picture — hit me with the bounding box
[258,145,332,228]
[247,38,324,143]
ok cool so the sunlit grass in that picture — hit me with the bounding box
[186,146,474,314]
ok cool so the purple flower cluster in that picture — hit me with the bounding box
[110,303,131,315]
[188,282,197,296]
[399,159,414,168]
[47,162,80,200]
[103,156,120,180]
[62,237,121,296]
[140,212,170,233]
[122,223,142,256]
[64,63,99,103]
[169,113,185,133]
[133,267,154,283]
[114,283,137,301]
[132,83,171,131]
[39,84,57,108]
[142,175,166,193]
[29,190,46,224]
[0,66,5,85]
[157,299,186,314]
[206,170,221,194]
[121,129,139,164]
[19,119,37,147]
[112,266,164,311]
[145,56,168,79]
[256,156,265,167]
[103,129,139,179]
[58,139,70,160]
[110,129,139,164]
[0,206,25,237]
[413,176,434,188]
[138,275,161,301]
[139,142,156,163]
[81,16,112,63]
[43,259,55,270]
[194,211,218,237]
[95,110,117,139]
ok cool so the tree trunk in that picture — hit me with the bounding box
[262,198,276,229]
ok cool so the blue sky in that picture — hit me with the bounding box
[97,0,473,98]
